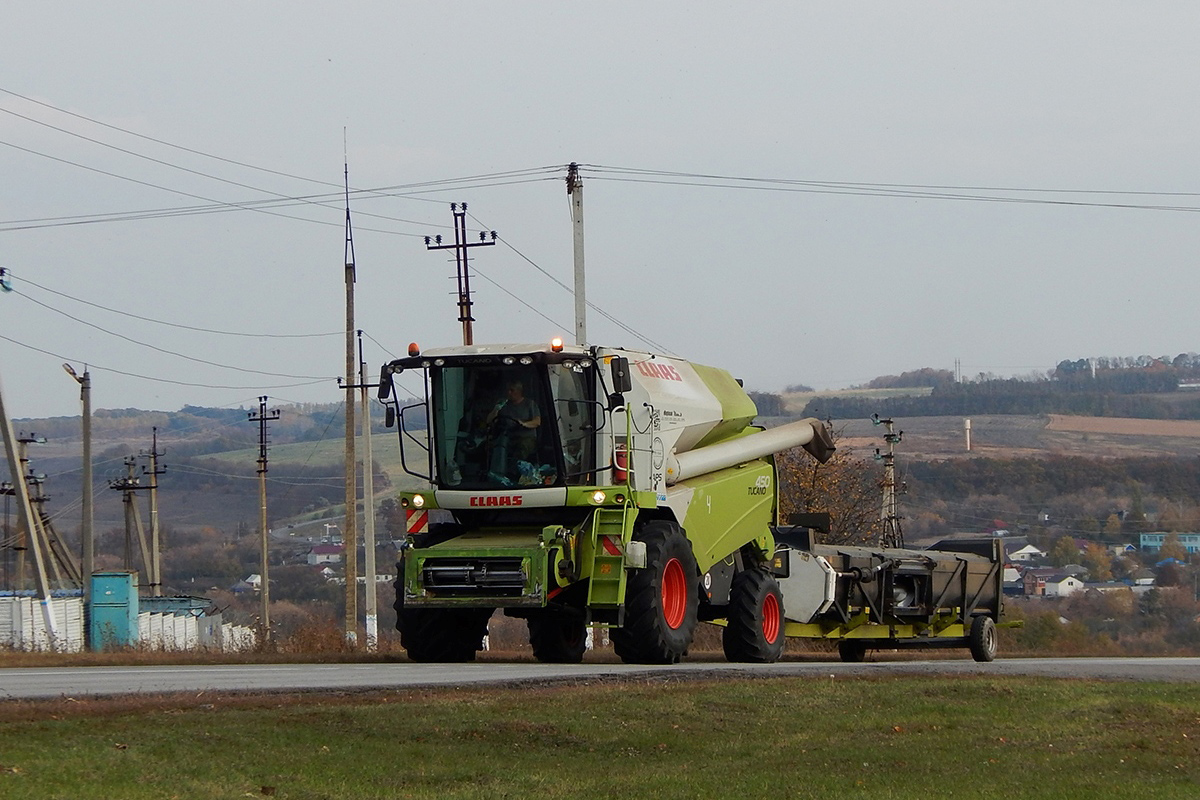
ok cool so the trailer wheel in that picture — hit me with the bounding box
[969,615,998,663]
[528,610,588,663]
[400,607,493,662]
[838,640,867,663]
[722,569,786,663]
[612,520,699,664]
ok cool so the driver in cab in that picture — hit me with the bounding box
[487,379,541,468]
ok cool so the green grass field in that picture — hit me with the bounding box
[1,675,1197,799]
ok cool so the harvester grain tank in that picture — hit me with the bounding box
[377,341,1003,664]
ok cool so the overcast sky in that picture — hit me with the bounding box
[3,3,1200,420]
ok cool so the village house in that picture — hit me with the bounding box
[307,544,343,566]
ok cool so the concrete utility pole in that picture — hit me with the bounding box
[0,370,59,644]
[567,163,587,346]
[358,332,379,650]
[248,397,280,645]
[110,458,152,577]
[142,428,165,597]
[425,203,497,346]
[63,364,93,618]
[342,161,359,647]
[13,432,47,589]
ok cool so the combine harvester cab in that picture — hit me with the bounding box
[377,340,1002,665]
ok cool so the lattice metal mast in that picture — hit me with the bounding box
[873,414,906,549]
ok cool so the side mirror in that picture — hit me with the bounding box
[384,405,396,428]
[377,364,395,401]
[610,356,632,393]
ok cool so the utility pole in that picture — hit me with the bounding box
[0,369,58,645]
[873,414,905,549]
[425,203,497,346]
[342,332,381,649]
[357,332,379,649]
[248,397,280,646]
[13,432,46,589]
[342,160,359,647]
[63,364,93,620]
[23,465,81,590]
[567,163,587,346]
[1,480,12,590]
[141,428,166,597]
[22,459,67,588]
[109,458,152,577]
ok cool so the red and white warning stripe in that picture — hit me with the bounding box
[406,508,429,534]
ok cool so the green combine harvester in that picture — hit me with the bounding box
[376,340,1003,664]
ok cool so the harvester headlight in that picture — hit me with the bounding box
[420,360,431,368]
[519,356,533,365]
[502,356,515,365]
[591,490,607,504]
[614,493,626,505]
[399,496,410,509]
[433,358,445,366]
[411,494,426,509]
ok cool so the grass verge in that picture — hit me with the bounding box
[0,675,1197,799]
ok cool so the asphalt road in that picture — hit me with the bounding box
[1,657,1198,700]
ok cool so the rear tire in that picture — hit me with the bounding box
[528,610,588,663]
[722,569,786,663]
[611,520,699,664]
[838,639,867,663]
[969,615,998,662]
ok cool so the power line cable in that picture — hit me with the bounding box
[583,163,1200,199]
[0,136,347,229]
[11,289,334,380]
[0,331,330,391]
[1,103,562,234]
[7,270,339,338]
[1,84,562,202]
[580,164,1200,214]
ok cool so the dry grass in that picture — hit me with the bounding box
[1046,414,1200,438]
[2,676,1198,799]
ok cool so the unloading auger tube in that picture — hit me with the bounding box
[664,416,836,484]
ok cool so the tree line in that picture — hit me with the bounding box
[800,379,1200,420]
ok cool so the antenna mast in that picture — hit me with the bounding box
[873,414,906,549]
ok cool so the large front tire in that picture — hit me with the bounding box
[399,607,493,662]
[395,557,493,662]
[723,569,786,663]
[527,610,588,663]
[611,520,699,664]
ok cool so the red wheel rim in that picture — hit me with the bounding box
[762,591,781,643]
[661,557,687,629]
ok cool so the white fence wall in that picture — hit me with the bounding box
[1,598,254,652]
[0,597,84,652]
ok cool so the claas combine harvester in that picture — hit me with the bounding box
[376,340,1003,664]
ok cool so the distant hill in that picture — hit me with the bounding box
[2,402,426,537]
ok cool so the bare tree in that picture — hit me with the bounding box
[776,429,882,545]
